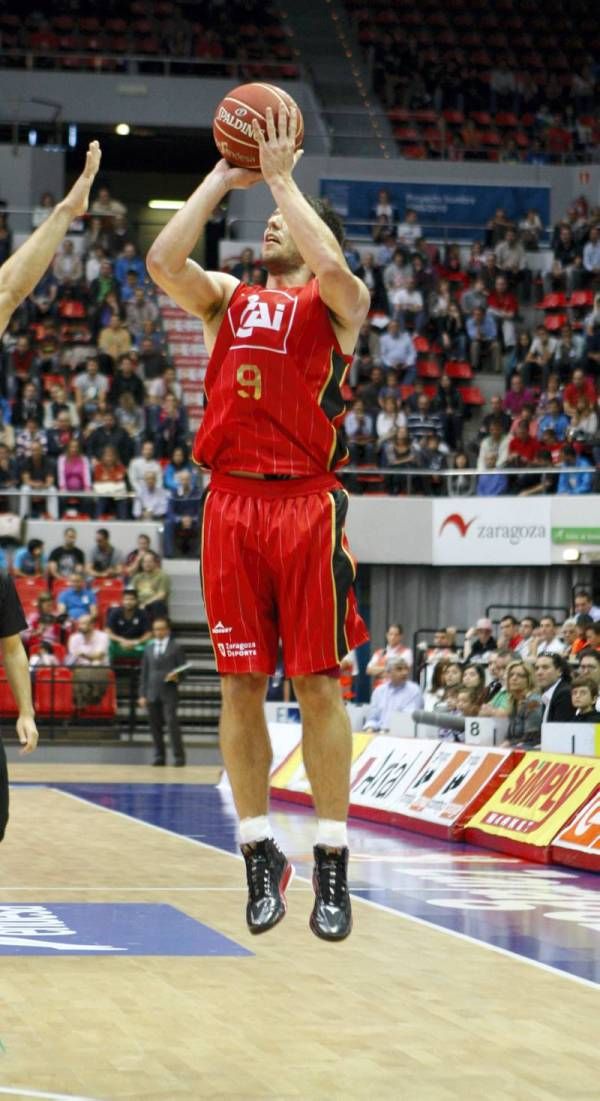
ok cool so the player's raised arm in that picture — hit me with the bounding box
[253,108,370,333]
[0,141,101,336]
[146,161,261,325]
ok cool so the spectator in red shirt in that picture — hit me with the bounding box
[498,615,523,653]
[488,275,518,353]
[508,420,540,465]
[563,368,596,416]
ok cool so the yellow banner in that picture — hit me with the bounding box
[271,733,374,795]
[468,752,600,847]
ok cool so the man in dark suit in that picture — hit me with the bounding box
[138,616,187,766]
[535,652,575,723]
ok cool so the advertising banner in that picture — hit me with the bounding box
[319,179,551,240]
[386,744,520,839]
[465,752,600,861]
[432,498,551,566]
[551,791,600,872]
[348,736,439,819]
[270,732,374,806]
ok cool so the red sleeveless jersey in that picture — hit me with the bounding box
[192,279,352,475]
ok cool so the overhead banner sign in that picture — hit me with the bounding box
[319,179,551,240]
[432,498,551,566]
[552,792,600,873]
[465,753,600,861]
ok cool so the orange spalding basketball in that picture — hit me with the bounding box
[213,82,304,170]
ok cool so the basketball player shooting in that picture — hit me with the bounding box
[148,106,370,941]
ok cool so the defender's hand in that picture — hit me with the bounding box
[60,141,102,219]
[17,715,39,755]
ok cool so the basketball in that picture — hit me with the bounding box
[212,82,304,170]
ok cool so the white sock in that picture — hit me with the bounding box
[239,815,272,846]
[315,819,348,849]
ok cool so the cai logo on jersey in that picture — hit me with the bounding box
[230,290,297,353]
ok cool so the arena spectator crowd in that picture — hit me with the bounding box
[363,601,600,747]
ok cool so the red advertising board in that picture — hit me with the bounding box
[551,791,600,873]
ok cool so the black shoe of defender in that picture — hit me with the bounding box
[241,838,294,935]
[310,845,353,942]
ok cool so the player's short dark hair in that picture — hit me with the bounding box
[303,195,345,247]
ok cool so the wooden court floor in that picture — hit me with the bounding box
[0,764,599,1101]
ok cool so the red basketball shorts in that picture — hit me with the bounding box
[199,472,369,677]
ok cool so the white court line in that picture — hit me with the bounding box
[0,885,311,892]
[0,1088,103,1101]
[52,788,600,992]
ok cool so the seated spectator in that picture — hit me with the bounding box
[105,589,151,661]
[110,354,145,408]
[87,409,133,466]
[378,369,403,407]
[463,617,497,663]
[133,470,169,520]
[13,539,46,581]
[535,653,575,721]
[381,426,420,494]
[571,676,599,720]
[477,417,509,470]
[29,640,60,668]
[505,331,533,386]
[519,209,543,250]
[47,526,86,581]
[432,659,463,712]
[152,394,189,458]
[371,188,397,235]
[568,397,598,441]
[406,395,443,446]
[503,374,536,420]
[397,209,422,251]
[356,252,388,312]
[553,324,584,382]
[138,335,168,382]
[163,445,196,493]
[128,440,164,497]
[531,615,566,658]
[132,551,170,621]
[560,618,578,662]
[52,239,83,287]
[487,275,518,353]
[115,392,145,447]
[466,307,501,372]
[435,374,464,450]
[537,398,570,441]
[366,623,413,686]
[147,364,183,406]
[563,368,596,417]
[126,287,159,342]
[12,381,44,428]
[506,420,540,491]
[517,448,558,496]
[537,373,564,417]
[56,566,97,623]
[0,407,15,453]
[30,268,58,320]
[18,439,57,519]
[90,528,122,579]
[544,224,582,295]
[24,593,64,650]
[574,590,600,622]
[357,364,385,412]
[495,226,530,298]
[163,471,203,558]
[375,396,406,453]
[456,686,482,718]
[123,533,153,579]
[46,410,76,459]
[389,276,424,330]
[91,185,127,219]
[556,445,594,495]
[572,615,595,658]
[114,242,145,291]
[479,395,512,440]
[480,651,511,712]
[461,663,487,707]
[379,320,417,382]
[578,649,600,689]
[501,661,543,747]
[582,226,600,286]
[439,301,467,361]
[57,438,93,516]
[92,445,129,519]
[515,617,539,661]
[461,276,488,318]
[67,613,110,708]
[477,452,509,496]
[15,416,47,460]
[447,450,476,497]
[417,431,448,496]
[345,399,375,465]
[74,357,110,422]
[363,656,423,731]
[98,313,132,364]
[89,258,120,311]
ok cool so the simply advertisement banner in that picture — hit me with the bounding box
[319,179,551,240]
[433,498,551,566]
[465,752,600,861]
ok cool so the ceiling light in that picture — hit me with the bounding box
[115,123,130,136]
[562,548,581,562]
[148,200,185,210]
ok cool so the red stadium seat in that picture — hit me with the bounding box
[569,290,594,308]
[0,675,18,718]
[33,667,73,720]
[536,293,568,311]
[413,336,431,353]
[445,361,473,380]
[417,359,441,379]
[76,669,117,720]
[458,385,485,405]
[93,581,124,625]
[544,313,568,332]
[15,577,47,601]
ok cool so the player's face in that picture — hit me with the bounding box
[262,210,303,274]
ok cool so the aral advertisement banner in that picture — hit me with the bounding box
[393,744,517,834]
[465,752,600,858]
[551,791,600,872]
[349,736,438,814]
[433,498,551,565]
[319,179,550,241]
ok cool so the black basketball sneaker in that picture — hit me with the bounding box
[310,845,353,941]
[241,838,294,934]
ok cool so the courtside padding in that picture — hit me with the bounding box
[269,732,600,867]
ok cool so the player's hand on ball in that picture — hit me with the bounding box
[212,159,263,191]
[252,107,301,184]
